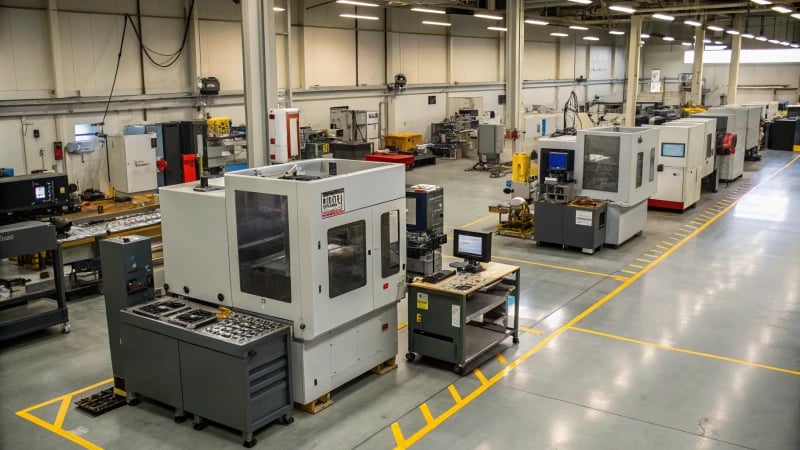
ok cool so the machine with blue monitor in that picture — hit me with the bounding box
[548,152,569,170]
[451,229,492,272]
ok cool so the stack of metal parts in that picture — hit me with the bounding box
[58,211,161,244]
[406,184,447,276]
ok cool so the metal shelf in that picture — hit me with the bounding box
[465,292,507,323]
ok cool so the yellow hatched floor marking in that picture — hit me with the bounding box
[661,241,674,246]
[685,224,698,229]
[656,244,669,250]
[473,368,489,385]
[520,327,544,335]
[620,269,638,275]
[419,404,435,425]
[644,253,659,258]
[389,155,800,450]
[392,423,407,448]
[629,264,644,269]
[571,327,800,376]
[447,385,462,403]
[636,258,653,264]
[497,353,508,364]
[690,221,703,226]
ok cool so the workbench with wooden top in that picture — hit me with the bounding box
[406,261,520,373]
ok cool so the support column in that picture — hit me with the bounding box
[47,0,68,174]
[186,0,201,94]
[505,1,523,153]
[727,15,743,105]
[624,16,643,127]
[691,26,705,106]
[241,0,278,167]
[285,0,293,106]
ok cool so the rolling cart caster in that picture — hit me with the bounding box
[62,322,71,334]
[174,415,186,424]
[513,337,520,344]
[243,439,257,448]
[405,352,416,362]
[279,414,294,425]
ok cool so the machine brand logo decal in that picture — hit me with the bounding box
[0,234,14,242]
[321,188,345,218]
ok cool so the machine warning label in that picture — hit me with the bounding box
[575,210,592,227]
[451,304,460,328]
[416,293,429,310]
[321,188,345,218]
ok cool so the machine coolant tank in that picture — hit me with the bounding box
[511,152,531,182]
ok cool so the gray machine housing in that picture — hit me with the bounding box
[406,184,446,276]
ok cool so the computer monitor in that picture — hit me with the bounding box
[548,152,569,170]
[661,142,686,158]
[452,229,492,272]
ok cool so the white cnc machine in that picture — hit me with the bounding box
[647,122,705,211]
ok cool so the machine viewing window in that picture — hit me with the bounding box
[381,210,401,278]
[649,148,656,182]
[662,143,686,157]
[328,220,367,298]
[582,135,620,193]
[234,191,292,303]
[636,152,644,188]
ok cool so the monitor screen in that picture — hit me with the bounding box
[661,143,686,157]
[34,186,46,200]
[452,229,492,263]
[548,152,568,170]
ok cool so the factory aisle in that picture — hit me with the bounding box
[382,150,800,450]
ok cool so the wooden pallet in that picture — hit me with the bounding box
[295,393,333,415]
[370,356,398,375]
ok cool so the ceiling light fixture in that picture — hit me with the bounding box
[641,33,651,38]
[771,5,792,13]
[653,13,675,21]
[422,21,451,26]
[340,14,379,20]
[273,7,285,11]
[791,13,800,19]
[569,25,589,30]
[609,5,636,13]
[705,45,728,50]
[756,36,769,41]
[681,42,692,46]
[487,26,507,32]
[780,41,791,45]
[684,20,702,27]
[742,33,755,38]
[336,0,378,6]
[551,32,569,37]
[525,19,549,26]
[707,25,724,31]
[791,43,800,48]
[768,38,780,43]
[583,36,600,41]
[663,36,675,41]
[474,13,503,20]
[750,0,772,4]
[410,8,446,14]
[568,0,593,4]
[704,38,712,43]
[726,29,741,35]
[609,30,625,35]
[714,40,723,44]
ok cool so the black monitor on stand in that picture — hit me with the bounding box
[451,229,492,273]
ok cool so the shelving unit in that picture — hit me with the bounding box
[406,262,520,374]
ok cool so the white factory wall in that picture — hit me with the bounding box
[641,43,800,106]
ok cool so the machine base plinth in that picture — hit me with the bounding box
[370,356,398,375]
[295,393,334,415]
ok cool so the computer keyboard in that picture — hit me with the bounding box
[423,269,456,284]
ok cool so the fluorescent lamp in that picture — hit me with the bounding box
[714,40,723,44]
[583,36,600,41]
[273,7,285,11]
[707,25,724,31]
[705,45,727,50]
[780,41,791,46]
[791,13,800,19]
[791,43,800,48]
[681,42,692,46]
[750,0,772,4]
[410,8,445,14]
[641,33,650,38]
[663,36,675,41]
[487,26,507,32]
[704,38,712,43]
[742,33,755,38]
[568,0,593,4]
[684,20,702,27]
[771,5,792,13]
[609,5,636,13]
[422,21,451,27]
[550,32,569,37]
[336,0,378,6]
[474,13,503,20]
[768,39,780,43]
[525,19,549,26]
[609,30,625,35]
[653,13,675,21]
[726,29,740,35]
[340,14,379,20]
[756,36,768,41]
[569,25,589,30]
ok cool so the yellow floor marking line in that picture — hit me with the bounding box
[684,224,698,229]
[666,236,680,241]
[398,321,408,330]
[447,385,462,403]
[690,221,703,226]
[656,244,669,250]
[473,368,489,385]
[661,241,674,246]
[459,214,494,229]
[419,404,435,425]
[636,258,653,264]
[643,253,659,258]
[392,423,407,448]
[629,264,644,269]
[390,155,800,450]
[520,326,544,336]
[496,353,507,364]
[16,377,113,450]
[699,214,714,220]
[570,327,800,376]
[490,255,628,281]
[620,269,638,275]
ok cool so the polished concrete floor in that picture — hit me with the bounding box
[1,150,798,450]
